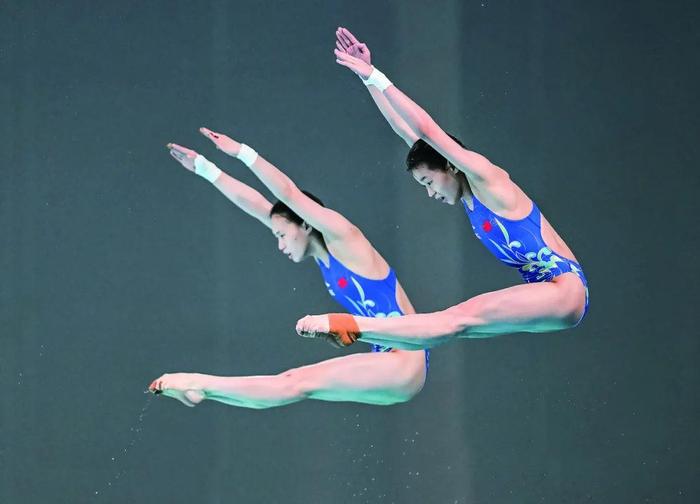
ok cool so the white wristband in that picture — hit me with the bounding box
[193,154,222,183]
[362,67,392,91]
[236,143,258,167]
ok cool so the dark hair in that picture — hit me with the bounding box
[269,190,324,227]
[406,134,465,172]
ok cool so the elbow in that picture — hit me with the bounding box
[417,118,439,140]
[395,124,420,146]
[275,180,296,202]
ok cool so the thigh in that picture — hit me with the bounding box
[288,350,426,405]
[451,272,587,336]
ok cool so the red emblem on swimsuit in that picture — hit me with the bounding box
[482,220,492,232]
[337,277,348,288]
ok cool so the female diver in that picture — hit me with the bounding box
[296,28,589,349]
[149,127,427,408]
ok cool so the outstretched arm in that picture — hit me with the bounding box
[167,143,273,229]
[200,127,355,240]
[335,27,418,147]
[334,48,508,185]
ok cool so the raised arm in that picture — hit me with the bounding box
[334,47,508,185]
[335,28,418,147]
[167,143,273,229]
[199,128,356,240]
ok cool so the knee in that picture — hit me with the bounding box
[459,294,498,321]
[440,304,478,338]
[278,368,316,399]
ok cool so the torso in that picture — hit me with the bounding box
[463,178,579,268]
[462,177,584,284]
[316,250,406,353]
[320,232,415,315]
[316,252,404,319]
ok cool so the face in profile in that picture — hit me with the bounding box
[411,164,463,205]
[271,214,312,263]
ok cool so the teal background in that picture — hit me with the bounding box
[1,1,698,502]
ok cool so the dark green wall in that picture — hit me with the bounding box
[1,1,698,502]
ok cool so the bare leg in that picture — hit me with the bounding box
[297,273,586,348]
[150,349,426,409]
[354,334,427,351]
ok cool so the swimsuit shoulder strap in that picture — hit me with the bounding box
[526,199,541,224]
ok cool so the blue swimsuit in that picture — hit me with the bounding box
[316,252,430,366]
[462,193,589,323]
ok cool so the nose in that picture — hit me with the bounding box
[277,238,285,251]
[426,187,436,197]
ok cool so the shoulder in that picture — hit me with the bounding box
[325,224,372,258]
[469,169,529,215]
[327,227,389,274]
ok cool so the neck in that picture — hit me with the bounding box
[307,234,329,262]
[458,173,472,200]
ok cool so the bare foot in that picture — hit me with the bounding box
[295,314,330,338]
[149,373,206,407]
[296,314,360,348]
[161,389,205,407]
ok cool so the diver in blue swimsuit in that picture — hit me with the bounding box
[149,128,427,408]
[295,28,589,349]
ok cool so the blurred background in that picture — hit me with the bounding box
[1,1,698,502]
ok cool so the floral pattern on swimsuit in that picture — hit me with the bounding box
[316,252,432,365]
[463,193,589,320]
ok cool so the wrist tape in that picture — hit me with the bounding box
[194,154,222,183]
[362,67,392,91]
[236,144,258,167]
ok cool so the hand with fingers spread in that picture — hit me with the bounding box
[167,143,199,172]
[335,26,371,65]
[199,127,241,157]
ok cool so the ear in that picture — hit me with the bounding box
[301,221,313,235]
[447,162,458,174]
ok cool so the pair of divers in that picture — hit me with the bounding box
[149,28,588,408]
